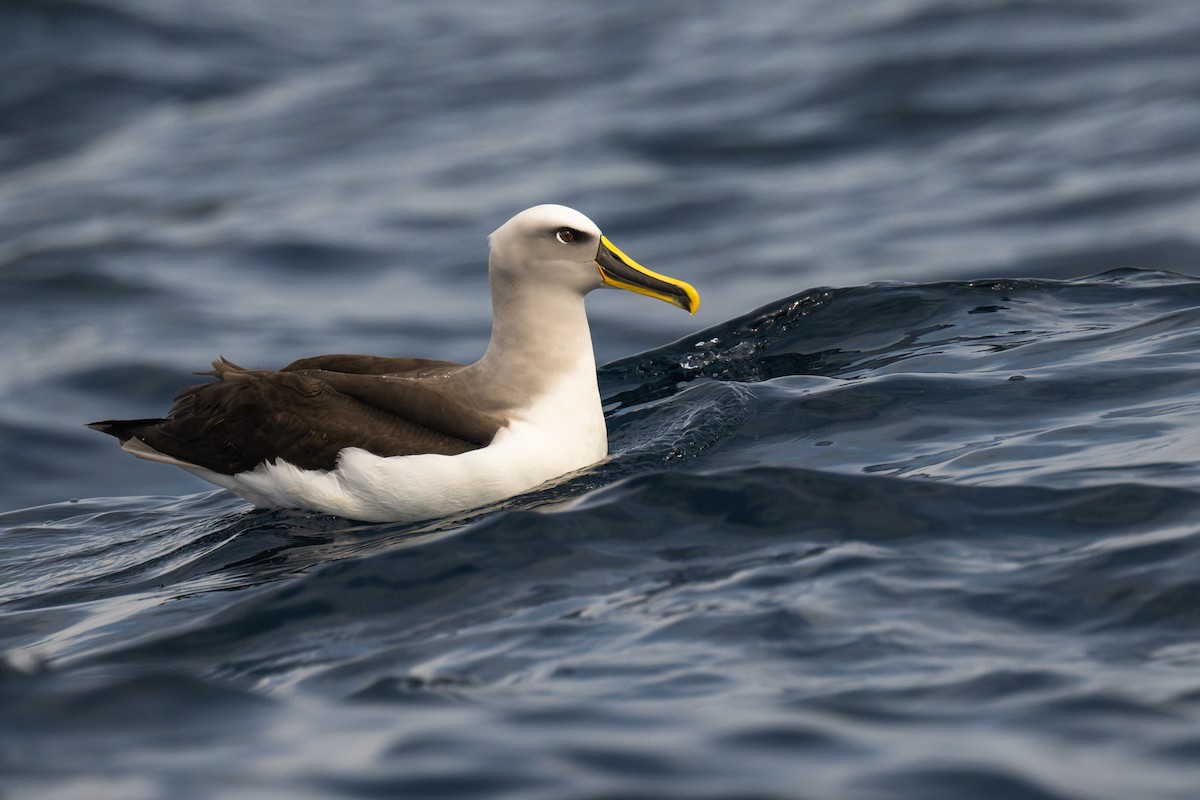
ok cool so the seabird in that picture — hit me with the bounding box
[89,204,699,522]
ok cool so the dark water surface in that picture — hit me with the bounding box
[4,1,1200,798]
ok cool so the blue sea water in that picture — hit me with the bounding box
[4,1,1200,798]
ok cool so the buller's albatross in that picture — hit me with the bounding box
[89,205,699,522]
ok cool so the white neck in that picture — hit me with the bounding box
[468,271,599,409]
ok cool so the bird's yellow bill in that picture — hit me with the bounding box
[595,235,699,315]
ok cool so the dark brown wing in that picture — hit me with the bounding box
[281,352,507,444]
[88,358,488,474]
[282,354,461,377]
[290,369,505,446]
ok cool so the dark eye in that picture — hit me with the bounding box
[555,228,577,244]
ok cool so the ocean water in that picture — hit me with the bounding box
[4,1,1200,798]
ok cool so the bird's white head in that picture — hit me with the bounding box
[488,204,699,314]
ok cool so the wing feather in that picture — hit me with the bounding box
[89,358,490,474]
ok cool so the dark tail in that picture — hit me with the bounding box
[87,419,166,444]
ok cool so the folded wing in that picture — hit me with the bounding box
[88,356,504,474]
